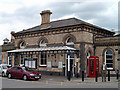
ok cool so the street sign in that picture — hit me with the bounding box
[76,59,79,62]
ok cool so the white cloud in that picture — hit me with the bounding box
[0,0,118,45]
[52,14,78,21]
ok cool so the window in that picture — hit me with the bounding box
[24,58,37,69]
[20,41,25,48]
[105,49,113,69]
[11,67,17,70]
[8,56,12,66]
[66,37,74,45]
[39,52,47,66]
[40,40,47,47]
[20,55,24,65]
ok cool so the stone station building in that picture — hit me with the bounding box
[1,10,120,77]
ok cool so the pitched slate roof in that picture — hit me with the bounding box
[14,18,114,35]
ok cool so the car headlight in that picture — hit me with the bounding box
[30,74,35,76]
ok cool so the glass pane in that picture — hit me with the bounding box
[106,64,113,68]
[106,55,112,58]
[41,53,46,65]
[106,50,112,54]
[67,37,74,43]
[106,60,113,63]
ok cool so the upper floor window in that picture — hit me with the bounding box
[40,39,47,47]
[66,37,74,45]
[20,41,26,49]
[105,49,113,70]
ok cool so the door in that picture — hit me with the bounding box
[16,67,23,78]
[10,67,17,77]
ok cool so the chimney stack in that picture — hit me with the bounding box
[40,10,52,28]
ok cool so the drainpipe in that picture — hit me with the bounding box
[94,45,96,56]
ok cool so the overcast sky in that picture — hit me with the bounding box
[0,0,118,45]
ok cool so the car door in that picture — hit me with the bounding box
[15,67,23,78]
[10,67,17,77]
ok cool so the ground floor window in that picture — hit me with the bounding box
[20,55,24,65]
[24,58,37,69]
[105,49,113,69]
[39,52,47,66]
[8,55,12,66]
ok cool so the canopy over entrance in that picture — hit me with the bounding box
[7,46,79,53]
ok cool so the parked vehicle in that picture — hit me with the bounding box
[6,66,41,80]
[0,64,10,77]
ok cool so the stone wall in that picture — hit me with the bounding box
[14,30,93,48]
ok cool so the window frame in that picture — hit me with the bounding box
[40,40,47,47]
[20,54,24,65]
[8,55,12,66]
[105,49,113,70]
[39,52,47,66]
[66,37,74,45]
[20,41,26,49]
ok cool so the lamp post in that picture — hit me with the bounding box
[67,55,71,81]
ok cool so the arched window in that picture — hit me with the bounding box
[40,39,47,47]
[66,37,74,45]
[20,41,25,49]
[105,49,113,69]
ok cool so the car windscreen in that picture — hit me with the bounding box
[22,67,33,71]
[2,65,8,69]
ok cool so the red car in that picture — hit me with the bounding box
[6,66,41,80]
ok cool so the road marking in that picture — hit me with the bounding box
[61,82,63,86]
[46,80,48,84]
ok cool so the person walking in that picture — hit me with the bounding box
[101,62,107,82]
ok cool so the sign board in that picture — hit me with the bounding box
[47,60,51,68]
[76,58,79,62]
[58,60,63,69]
[24,58,37,69]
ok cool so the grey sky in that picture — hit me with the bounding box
[0,0,118,45]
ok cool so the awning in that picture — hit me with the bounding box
[7,46,79,53]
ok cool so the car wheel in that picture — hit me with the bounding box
[23,75,28,81]
[2,72,5,77]
[8,73,12,79]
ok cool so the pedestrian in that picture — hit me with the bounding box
[101,62,107,82]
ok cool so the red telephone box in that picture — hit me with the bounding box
[89,56,99,78]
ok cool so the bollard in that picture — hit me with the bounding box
[67,71,71,81]
[82,71,84,82]
[76,73,78,78]
[95,71,98,82]
[117,71,119,80]
[108,70,110,81]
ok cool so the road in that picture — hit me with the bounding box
[1,75,119,88]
